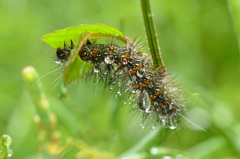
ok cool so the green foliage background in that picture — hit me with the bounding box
[0,0,239,158]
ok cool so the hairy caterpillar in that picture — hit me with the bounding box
[55,37,184,130]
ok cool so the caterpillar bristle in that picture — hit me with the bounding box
[55,37,185,130]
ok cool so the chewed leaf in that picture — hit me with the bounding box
[63,33,94,84]
[41,24,127,49]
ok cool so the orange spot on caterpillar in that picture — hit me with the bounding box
[159,88,163,93]
[172,108,176,113]
[125,53,130,58]
[120,58,128,66]
[164,101,169,105]
[130,70,136,75]
[155,91,160,96]
[139,83,147,88]
[133,66,139,71]
[171,105,178,113]
[139,63,144,68]
[144,79,150,84]
[150,95,157,100]
[109,48,114,55]
[79,49,87,61]
[160,104,166,108]
[92,49,97,61]
[134,85,140,89]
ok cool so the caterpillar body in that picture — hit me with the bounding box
[56,39,184,129]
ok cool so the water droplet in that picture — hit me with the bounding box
[140,124,145,129]
[93,64,100,72]
[103,71,107,75]
[104,55,114,64]
[168,118,177,130]
[122,58,128,65]
[150,147,158,155]
[163,156,172,159]
[137,70,143,78]
[140,90,151,111]
[169,125,177,130]
[117,91,122,96]
[7,149,13,157]
[145,108,152,113]
[55,60,63,65]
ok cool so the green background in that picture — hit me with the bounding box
[0,0,239,158]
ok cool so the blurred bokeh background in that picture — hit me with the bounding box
[0,0,240,158]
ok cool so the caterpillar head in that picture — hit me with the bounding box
[55,40,74,64]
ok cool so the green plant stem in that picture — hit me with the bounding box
[228,0,240,52]
[118,126,167,158]
[0,135,12,159]
[140,0,166,73]
[22,66,53,126]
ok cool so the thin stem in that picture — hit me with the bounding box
[118,126,167,158]
[22,66,53,126]
[228,0,240,53]
[140,0,167,73]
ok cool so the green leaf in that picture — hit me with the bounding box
[41,24,127,49]
[63,33,94,84]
